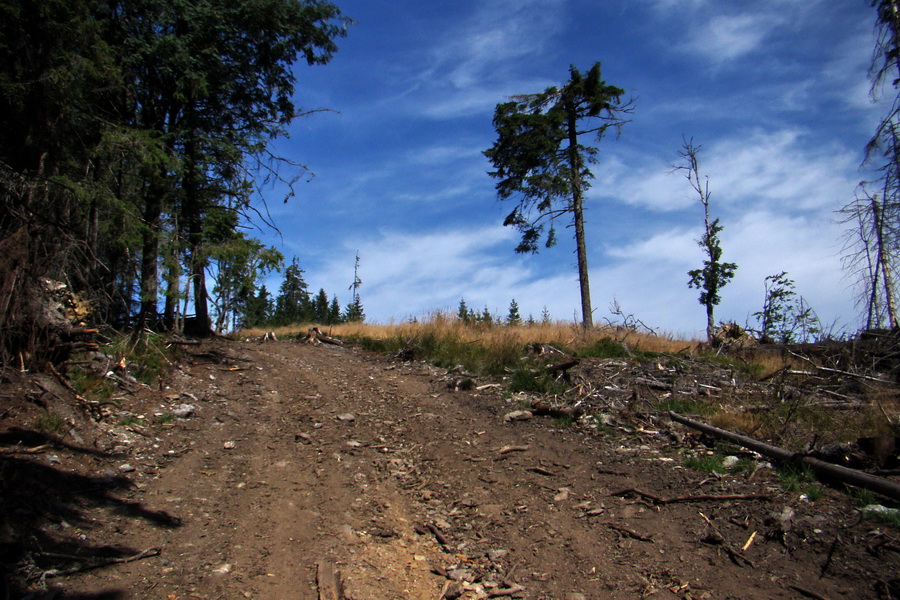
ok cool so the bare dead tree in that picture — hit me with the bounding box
[840,185,900,329]
[844,1,900,330]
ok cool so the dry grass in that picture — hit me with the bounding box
[708,410,762,435]
[238,314,898,446]
[240,312,699,356]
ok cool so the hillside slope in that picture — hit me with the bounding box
[2,339,898,599]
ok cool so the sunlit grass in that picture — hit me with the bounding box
[238,314,896,446]
[240,312,698,356]
[240,313,701,379]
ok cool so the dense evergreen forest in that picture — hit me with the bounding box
[0,0,352,369]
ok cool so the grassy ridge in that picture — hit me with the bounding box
[241,314,897,444]
[242,312,697,365]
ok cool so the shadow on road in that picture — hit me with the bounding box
[1,429,181,598]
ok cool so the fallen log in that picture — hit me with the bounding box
[546,359,579,380]
[530,399,584,420]
[668,411,900,501]
[303,327,344,346]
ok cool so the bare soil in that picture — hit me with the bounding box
[2,338,899,599]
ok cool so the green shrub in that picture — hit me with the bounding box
[109,332,172,385]
[657,396,715,416]
[33,412,67,435]
[685,454,725,474]
[776,464,825,500]
[507,368,566,395]
[579,337,631,359]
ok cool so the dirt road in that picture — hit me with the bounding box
[4,339,898,599]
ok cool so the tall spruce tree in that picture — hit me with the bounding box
[313,288,330,323]
[485,63,631,327]
[328,295,342,324]
[274,258,311,325]
[242,285,273,329]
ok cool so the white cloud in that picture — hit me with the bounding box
[642,1,827,66]
[608,130,858,213]
[588,206,853,337]
[406,0,565,119]
[307,226,522,320]
[683,13,773,63]
[436,0,565,84]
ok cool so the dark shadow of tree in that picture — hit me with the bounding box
[1,430,182,599]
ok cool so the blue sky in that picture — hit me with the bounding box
[252,0,883,337]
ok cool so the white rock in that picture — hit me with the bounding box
[863,504,900,519]
[172,403,195,418]
[722,455,740,469]
[503,410,533,422]
[486,549,508,561]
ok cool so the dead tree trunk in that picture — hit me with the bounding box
[669,411,900,501]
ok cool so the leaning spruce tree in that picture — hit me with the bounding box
[484,63,631,328]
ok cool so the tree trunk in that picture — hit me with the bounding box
[872,195,898,328]
[669,411,900,501]
[183,132,211,336]
[702,200,715,342]
[163,228,180,331]
[137,187,161,330]
[566,108,593,328]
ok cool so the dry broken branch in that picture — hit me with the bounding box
[39,547,160,579]
[611,487,771,505]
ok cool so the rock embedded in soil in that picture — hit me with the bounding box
[172,403,195,418]
[503,410,533,422]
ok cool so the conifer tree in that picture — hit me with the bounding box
[541,306,552,325]
[313,288,330,323]
[485,62,631,327]
[506,299,522,326]
[328,296,342,324]
[458,298,471,323]
[273,257,311,325]
[343,295,365,322]
[242,286,273,329]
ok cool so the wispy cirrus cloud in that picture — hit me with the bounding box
[683,13,775,63]
[406,0,565,119]
[641,0,826,65]
[600,129,858,213]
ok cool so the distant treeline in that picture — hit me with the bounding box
[244,258,363,330]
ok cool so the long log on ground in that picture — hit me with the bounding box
[668,411,900,501]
